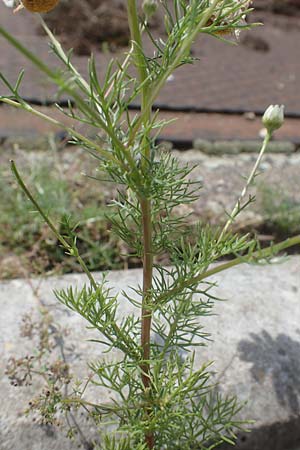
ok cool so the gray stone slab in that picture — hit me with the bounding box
[1,259,300,449]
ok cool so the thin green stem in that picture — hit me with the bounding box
[10,160,97,288]
[127,0,148,91]
[38,15,91,94]
[218,132,271,242]
[156,235,300,304]
[11,161,140,359]
[126,0,152,154]
[127,1,154,447]
[0,24,101,130]
[0,26,138,174]
[1,98,114,161]
[0,26,54,79]
[127,0,223,147]
[140,197,154,450]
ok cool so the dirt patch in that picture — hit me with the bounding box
[41,0,130,55]
[40,0,160,55]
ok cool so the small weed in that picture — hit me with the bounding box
[259,183,300,237]
[2,148,299,279]
[0,146,130,278]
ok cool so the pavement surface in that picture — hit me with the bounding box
[1,260,300,450]
[0,103,300,145]
[0,5,300,143]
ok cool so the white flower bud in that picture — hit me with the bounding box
[262,105,285,133]
[142,0,158,19]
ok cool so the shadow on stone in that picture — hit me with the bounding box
[216,416,300,450]
[238,330,300,415]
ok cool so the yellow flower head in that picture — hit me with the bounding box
[2,0,59,13]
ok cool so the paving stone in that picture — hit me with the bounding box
[0,5,300,115]
[171,149,300,231]
[1,5,300,145]
[1,259,300,449]
[193,139,296,154]
[0,106,300,147]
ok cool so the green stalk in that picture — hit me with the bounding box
[0,26,137,174]
[147,0,222,109]
[127,0,223,146]
[10,160,139,360]
[127,1,154,448]
[10,160,97,288]
[218,131,271,242]
[126,0,148,100]
[1,98,114,162]
[156,234,300,304]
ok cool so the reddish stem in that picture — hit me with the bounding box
[140,197,154,449]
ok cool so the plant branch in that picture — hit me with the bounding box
[0,26,138,174]
[127,0,148,93]
[1,98,114,161]
[219,131,271,241]
[10,160,98,289]
[127,1,154,447]
[140,198,153,387]
[127,0,223,146]
[156,234,300,304]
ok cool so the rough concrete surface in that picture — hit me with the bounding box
[172,149,300,232]
[1,259,300,449]
[2,143,300,232]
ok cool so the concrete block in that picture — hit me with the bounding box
[1,259,300,449]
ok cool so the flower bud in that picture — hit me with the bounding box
[262,105,285,133]
[142,0,158,19]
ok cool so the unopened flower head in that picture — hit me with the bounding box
[142,0,158,19]
[262,105,285,133]
[2,0,59,12]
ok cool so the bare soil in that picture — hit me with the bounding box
[40,0,130,55]
[40,0,159,55]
